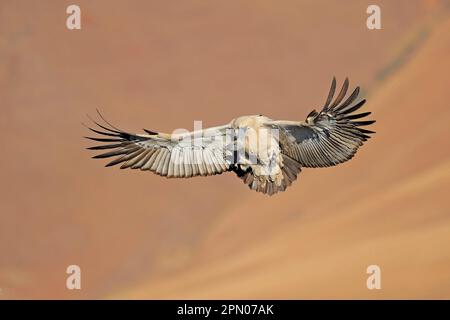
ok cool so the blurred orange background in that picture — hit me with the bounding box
[1,0,449,299]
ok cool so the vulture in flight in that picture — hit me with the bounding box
[85,78,375,195]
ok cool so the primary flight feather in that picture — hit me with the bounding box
[85,78,375,195]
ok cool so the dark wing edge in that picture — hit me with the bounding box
[279,77,375,168]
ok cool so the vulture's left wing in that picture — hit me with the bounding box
[84,112,232,178]
[273,78,375,168]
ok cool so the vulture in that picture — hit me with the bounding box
[85,78,375,195]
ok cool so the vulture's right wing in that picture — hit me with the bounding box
[84,112,233,178]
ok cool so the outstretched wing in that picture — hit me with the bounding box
[84,111,232,177]
[274,77,375,168]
